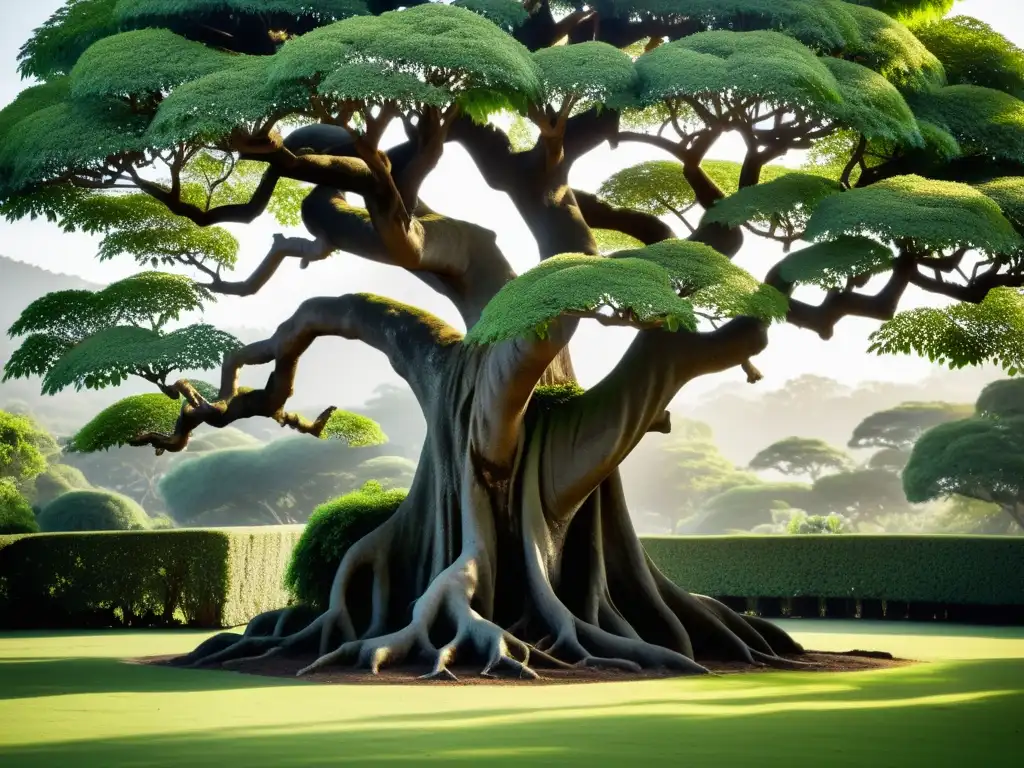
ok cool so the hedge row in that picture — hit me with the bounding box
[0,527,302,629]
[1,532,1022,630]
[643,535,1024,606]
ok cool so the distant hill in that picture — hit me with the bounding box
[0,256,406,435]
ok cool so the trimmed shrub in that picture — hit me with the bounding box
[32,464,92,506]
[642,535,1024,606]
[285,481,406,609]
[37,489,150,532]
[0,479,38,534]
[0,527,302,628]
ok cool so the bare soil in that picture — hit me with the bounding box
[135,650,912,685]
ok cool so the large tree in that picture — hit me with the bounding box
[2,0,1023,678]
[905,379,1024,529]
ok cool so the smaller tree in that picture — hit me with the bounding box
[0,409,58,491]
[849,401,974,451]
[749,437,854,481]
[686,483,816,534]
[0,478,37,534]
[36,489,150,532]
[811,468,910,527]
[976,379,1024,419]
[904,410,1024,530]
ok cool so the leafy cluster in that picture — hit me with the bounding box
[36,489,151,532]
[69,393,183,452]
[0,479,38,535]
[0,410,57,488]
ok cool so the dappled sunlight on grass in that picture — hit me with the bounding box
[0,625,1021,766]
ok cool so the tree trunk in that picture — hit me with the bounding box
[176,341,803,678]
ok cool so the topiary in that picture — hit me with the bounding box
[0,478,38,534]
[31,463,92,506]
[36,489,150,532]
[284,481,406,610]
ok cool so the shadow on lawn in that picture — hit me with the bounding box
[0,657,305,700]
[1,659,1021,767]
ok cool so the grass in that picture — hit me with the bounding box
[0,621,1021,766]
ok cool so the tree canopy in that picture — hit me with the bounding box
[748,436,854,480]
[0,409,58,490]
[849,401,974,450]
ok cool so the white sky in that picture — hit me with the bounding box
[0,0,1019,398]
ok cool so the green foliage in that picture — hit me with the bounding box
[913,16,1024,99]
[686,482,816,534]
[749,437,854,480]
[904,415,1024,513]
[908,85,1024,163]
[703,172,841,236]
[285,481,406,609]
[776,236,895,289]
[976,379,1024,420]
[869,288,1024,376]
[786,512,849,535]
[180,153,310,228]
[847,0,954,24]
[70,29,233,99]
[270,4,541,120]
[643,534,1024,605]
[0,527,302,628]
[532,42,636,107]
[17,0,120,80]
[868,447,911,473]
[0,97,148,194]
[612,240,789,321]
[636,30,841,111]
[320,410,387,446]
[849,401,974,450]
[37,489,151,532]
[593,229,645,254]
[116,0,368,25]
[70,393,181,453]
[0,79,71,150]
[451,0,528,31]
[811,468,909,523]
[0,479,38,535]
[0,410,57,487]
[32,464,93,507]
[597,159,791,217]
[819,57,922,145]
[39,324,241,395]
[805,175,1023,255]
[466,254,697,344]
[148,54,309,145]
[600,1,862,53]
[840,2,945,90]
[531,382,586,410]
[976,177,1024,236]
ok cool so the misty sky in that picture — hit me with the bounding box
[0,0,1018,399]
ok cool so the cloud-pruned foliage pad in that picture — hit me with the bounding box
[869,288,1024,375]
[70,393,182,452]
[703,173,841,232]
[777,236,895,289]
[912,16,1024,99]
[805,175,1023,254]
[320,411,388,446]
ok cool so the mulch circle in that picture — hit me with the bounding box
[134,649,912,686]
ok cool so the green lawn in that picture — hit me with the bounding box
[0,621,1021,767]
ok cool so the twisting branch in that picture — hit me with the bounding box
[198,233,337,297]
[546,317,771,512]
[129,294,460,453]
[131,166,284,226]
[574,190,676,245]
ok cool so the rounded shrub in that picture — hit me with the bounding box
[285,481,406,610]
[32,464,92,506]
[0,478,38,534]
[37,489,150,532]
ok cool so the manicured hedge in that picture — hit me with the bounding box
[0,527,302,629]
[642,535,1024,606]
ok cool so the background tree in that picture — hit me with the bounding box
[3,0,1024,677]
[849,401,974,472]
[30,463,93,507]
[810,468,911,528]
[749,437,854,481]
[156,434,408,526]
[0,478,38,534]
[36,489,151,532]
[684,483,816,534]
[620,418,756,532]
[905,379,1024,529]
[0,409,58,491]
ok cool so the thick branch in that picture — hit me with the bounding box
[134,166,283,226]
[130,294,458,452]
[547,317,770,510]
[574,190,675,245]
